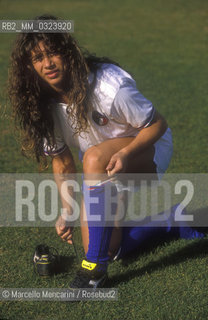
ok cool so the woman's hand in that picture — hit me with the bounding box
[106,150,129,176]
[55,215,74,244]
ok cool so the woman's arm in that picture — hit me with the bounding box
[52,147,77,244]
[106,111,168,176]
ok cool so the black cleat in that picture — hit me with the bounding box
[33,244,59,276]
[70,259,107,288]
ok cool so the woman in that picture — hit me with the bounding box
[9,15,195,289]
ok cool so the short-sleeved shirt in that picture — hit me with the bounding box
[44,63,173,173]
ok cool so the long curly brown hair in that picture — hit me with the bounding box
[8,14,119,166]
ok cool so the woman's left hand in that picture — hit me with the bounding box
[106,150,129,176]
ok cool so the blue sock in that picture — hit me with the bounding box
[166,204,205,240]
[169,225,205,240]
[83,181,118,266]
[119,204,205,258]
[120,226,170,257]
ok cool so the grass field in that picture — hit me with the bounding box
[0,0,208,319]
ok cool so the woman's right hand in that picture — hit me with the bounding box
[55,215,74,244]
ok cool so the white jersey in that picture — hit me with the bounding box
[44,63,173,173]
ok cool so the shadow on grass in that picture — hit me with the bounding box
[55,255,76,275]
[109,234,208,287]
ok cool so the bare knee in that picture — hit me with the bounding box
[83,146,107,174]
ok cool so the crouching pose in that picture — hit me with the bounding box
[9,15,204,288]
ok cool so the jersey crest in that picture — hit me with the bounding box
[92,110,109,126]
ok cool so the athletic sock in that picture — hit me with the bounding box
[83,180,118,266]
[120,225,169,257]
[169,225,205,240]
[119,204,205,258]
[166,204,205,240]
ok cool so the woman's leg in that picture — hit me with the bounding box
[80,194,126,257]
[80,199,89,254]
[80,135,203,265]
[81,136,157,258]
[83,137,156,175]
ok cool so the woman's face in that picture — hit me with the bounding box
[31,41,65,91]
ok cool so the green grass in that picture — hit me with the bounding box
[0,0,208,319]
